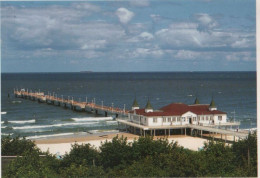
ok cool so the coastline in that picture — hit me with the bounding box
[34,132,211,155]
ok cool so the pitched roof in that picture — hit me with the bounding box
[134,103,226,117]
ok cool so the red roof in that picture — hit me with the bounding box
[134,103,226,117]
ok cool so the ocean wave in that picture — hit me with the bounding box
[8,119,36,124]
[1,112,7,115]
[187,94,193,97]
[106,121,118,124]
[1,133,13,136]
[12,101,22,103]
[72,117,113,122]
[26,133,74,140]
[89,129,119,134]
[12,122,98,130]
[1,126,7,129]
[1,121,4,124]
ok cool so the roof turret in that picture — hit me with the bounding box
[145,98,153,110]
[194,97,200,104]
[132,97,139,107]
[210,99,216,107]
[209,97,217,111]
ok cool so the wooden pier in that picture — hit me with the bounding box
[14,90,128,118]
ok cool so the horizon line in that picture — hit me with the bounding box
[1,70,256,74]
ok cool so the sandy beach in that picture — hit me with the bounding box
[35,133,210,155]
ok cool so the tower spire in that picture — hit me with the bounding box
[145,97,153,113]
[209,96,217,111]
[131,95,139,110]
[194,97,200,104]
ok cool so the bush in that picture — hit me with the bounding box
[4,150,59,177]
[60,143,100,169]
[1,135,40,156]
[99,135,132,169]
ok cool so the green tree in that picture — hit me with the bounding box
[99,135,132,169]
[4,150,59,178]
[201,140,236,176]
[60,164,105,178]
[1,135,40,155]
[125,156,168,177]
[131,136,175,161]
[60,142,100,169]
[232,132,257,177]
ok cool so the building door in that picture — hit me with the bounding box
[189,117,192,124]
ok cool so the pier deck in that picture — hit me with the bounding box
[14,90,128,117]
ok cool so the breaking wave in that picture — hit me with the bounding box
[1,133,13,136]
[8,119,35,124]
[1,112,7,115]
[12,101,22,103]
[12,122,98,130]
[106,121,117,124]
[72,117,113,122]
[88,129,119,134]
[26,133,75,140]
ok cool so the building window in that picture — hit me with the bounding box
[177,117,180,122]
[172,117,176,122]
[193,117,196,121]
[153,118,157,123]
[145,118,146,122]
[182,117,185,122]
[206,116,209,121]
[168,117,171,122]
[218,116,222,121]
[210,116,213,120]
[163,117,166,123]
[198,116,200,121]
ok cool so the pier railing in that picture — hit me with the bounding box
[14,90,129,116]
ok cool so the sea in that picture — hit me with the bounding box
[1,72,257,139]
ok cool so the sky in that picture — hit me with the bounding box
[1,0,256,72]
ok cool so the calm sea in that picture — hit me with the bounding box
[1,72,256,138]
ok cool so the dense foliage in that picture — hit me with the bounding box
[2,133,257,177]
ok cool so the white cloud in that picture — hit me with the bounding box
[72,3,100,12]
[139,32,154,40]
[130,0,150,7]
[193,13,217,31]
[225,52,255,62]
[174,50,200,60]
[115,8,134,24]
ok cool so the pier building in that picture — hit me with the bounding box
[117,98,247,142]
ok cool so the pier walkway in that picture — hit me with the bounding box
[14,90,128,117]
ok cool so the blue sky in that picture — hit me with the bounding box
[1,0,256,72]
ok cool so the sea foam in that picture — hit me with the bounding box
[1,112,7,115]
[12,101,22,103]
[8,119,35,124]
[12,122,98,130]
[72,117,113,122]
[106,121,117,124]
[26,133,74,140]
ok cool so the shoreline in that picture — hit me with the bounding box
[34,132,212,155]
